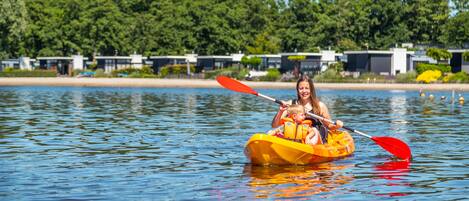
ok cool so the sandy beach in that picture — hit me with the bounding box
[1,77,469,91]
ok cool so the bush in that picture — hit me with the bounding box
[111,68,140,77]
[88,63,97,70]
[94,69,108,78]
[73,69,83,77]
[127,71,157,78]
[259,68,281,81]
[443,72,469,83]
[328,62,344,72]
[358,72,386,80]
[463,52,469,62]
[204,67,249,80]
[416,63,451,74]
[158,64,195,78]
[111,66,155,78]
[4,67,14,73]
[314,69,342,82]
[0,69,56,77]
[140,66,153,74]
[416,70,442,83]
[395,71,417,83]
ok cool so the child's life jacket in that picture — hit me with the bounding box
[281,117,312,143]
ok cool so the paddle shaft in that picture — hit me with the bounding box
[257,92,372,139]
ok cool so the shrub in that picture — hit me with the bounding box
[127,71,157,78]
[0,69,56,77]
[140,66,153,74]
[416,63,451,74]
[443,72,469,83]
[358,72,386,80]
[395,71,418,83]
[111,66,155,78]
[159,67,169,77]
[259,68,281,81]
[328,62,344,72]
[463,52,469,62]
[111,68,140,77]
[158,64,195,77]
[204,67,249,80]
[314,69,342,82]
[4,67,14,72]
[94,69,108,78]
[88,62,97,70]
[73,69,83,77]
[416,70,442,83]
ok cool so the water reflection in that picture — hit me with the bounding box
[243,163,353,198]
[373,160,411,197]
[374,160,410,180]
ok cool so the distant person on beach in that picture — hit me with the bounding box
[268,104,322,145]
[271,75,343,143]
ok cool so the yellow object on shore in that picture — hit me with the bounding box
[244,130,355,165]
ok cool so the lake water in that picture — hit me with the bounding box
[0,86,467,200]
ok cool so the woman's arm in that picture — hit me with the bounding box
[271,104,287,128]
[319,102,343,131]
[305,127,322,145]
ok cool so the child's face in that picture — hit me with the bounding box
[292,113,306,123]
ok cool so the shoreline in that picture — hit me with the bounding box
[1,77,469,91]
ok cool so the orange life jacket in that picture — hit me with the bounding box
[281,117,312,143]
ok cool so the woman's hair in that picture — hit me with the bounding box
[287,104,305,116]
[296,74,321,115]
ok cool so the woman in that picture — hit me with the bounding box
[271,75,343,143]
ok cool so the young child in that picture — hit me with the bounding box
[268,104,322,145]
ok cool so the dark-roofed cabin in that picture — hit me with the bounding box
[280,53,322,75]
[196,56,232,72]
[449,49,469,73]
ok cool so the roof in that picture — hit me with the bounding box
[149,56,187,59]
[37,57,73,60]
[37,57,88,60]
[280,52,323,56]
[95,56,131,59]
[448,49,469,53]
[197,55,232,59]
[344,50,393,54]
[248,54,281,58]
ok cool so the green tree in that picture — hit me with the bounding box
[277,0,321,52]
[246,31,280,54]
[451,0,469,13]
[426,48,452,63]
[407,0,449,45]
[241,56,262,70]
[445,11,469,48]
[368,0,412,48]
[0,0,28,59]
[288,55,305,78]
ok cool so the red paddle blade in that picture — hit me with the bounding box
[216,76,258,95]
[372,136,412,160]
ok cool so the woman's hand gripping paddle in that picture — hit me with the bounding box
[216,75,412,160]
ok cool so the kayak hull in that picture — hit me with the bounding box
[244,130,355,165]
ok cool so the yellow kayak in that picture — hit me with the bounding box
[244,130,355,165]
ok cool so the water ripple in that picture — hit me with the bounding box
[0,86,467,200]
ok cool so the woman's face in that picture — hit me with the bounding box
[298,81,310,102]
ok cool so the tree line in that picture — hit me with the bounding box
[1,0,468,60]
